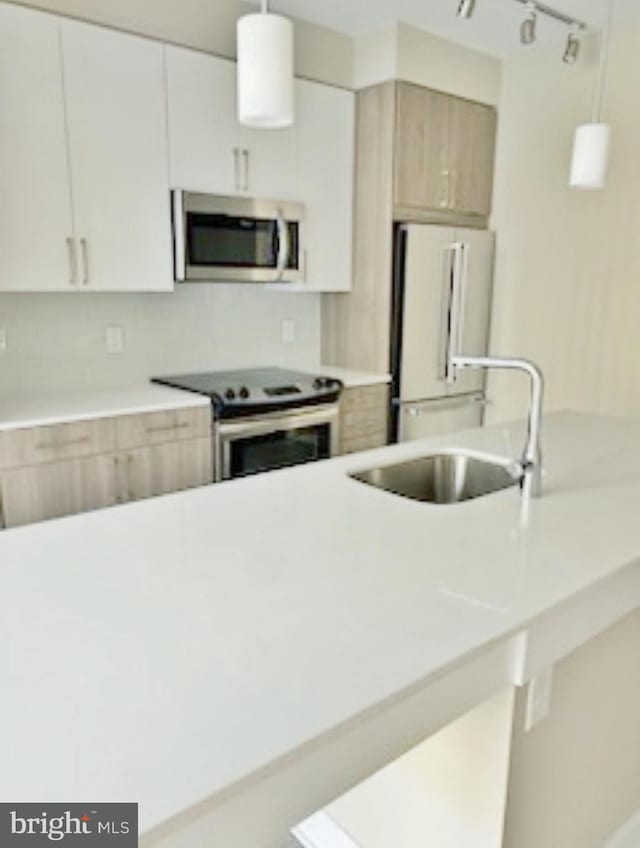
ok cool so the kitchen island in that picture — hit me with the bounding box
[1,412,639,847]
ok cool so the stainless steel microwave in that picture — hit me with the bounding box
[172,190,305,283]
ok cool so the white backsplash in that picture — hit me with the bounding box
[0,285,321,394]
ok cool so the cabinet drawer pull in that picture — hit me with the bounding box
[35,436,90,451]
[145,422,191,435]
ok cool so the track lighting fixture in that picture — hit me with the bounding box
[454,0,587,64]
[456,0,476,19]
[520,3,537,45]
[563,29,581,64]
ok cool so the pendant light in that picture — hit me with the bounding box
[569,0,614,189]
[237,0,294,129]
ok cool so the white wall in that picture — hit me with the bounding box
[353,23,501,106]
[488,1,640,422]
[0,287,320,393]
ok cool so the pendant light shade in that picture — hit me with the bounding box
[569,123,611,189]
[237,8,294,129]
[569,0,615,190]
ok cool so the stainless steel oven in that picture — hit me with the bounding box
[215,404,340,482]
[172,190,305,283]
[152,368,343,482]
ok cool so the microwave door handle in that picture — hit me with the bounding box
[275,210,290,281]
[172,190,186,282]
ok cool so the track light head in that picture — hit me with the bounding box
[520,3,537,45]
[563,29,581,64]
[456,0,477,19]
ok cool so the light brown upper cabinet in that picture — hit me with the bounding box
[393,82,497,221]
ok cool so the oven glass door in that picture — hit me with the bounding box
[229,423,330,479]
[186,213,299,273]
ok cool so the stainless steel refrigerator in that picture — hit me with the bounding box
[391,224,495,443]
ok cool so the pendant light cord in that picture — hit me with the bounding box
[592,0,615,122]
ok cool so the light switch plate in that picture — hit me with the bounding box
[0,327,6,355]
[281,319,296,345]
[525,666,554,731]
[105,325,125,355]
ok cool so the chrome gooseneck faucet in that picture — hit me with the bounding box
[447,354,545,497]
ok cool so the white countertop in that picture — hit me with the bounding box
[0,384,210,431]
[0,370,389,433]
[1,413,640,841]
[314,365,391,388]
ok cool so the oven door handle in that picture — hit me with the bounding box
[275,210,290,281]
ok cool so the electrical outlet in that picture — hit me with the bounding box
[105,325,125,355]
[525,666,554,731]
[281,319,296,345]
[0,327,6,355]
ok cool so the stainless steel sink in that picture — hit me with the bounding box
[349,452,522,505]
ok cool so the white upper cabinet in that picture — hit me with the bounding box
[0,5,352,294]
[165,48,241,196]
[166,46,354,292]
[0,4,75,292]
[166,46,297,200]
[61,21,172,291]
[294,80,354,293]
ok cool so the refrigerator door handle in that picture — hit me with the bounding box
[441,242,465,382]
[397,393,489,416]
[456,242,469,357]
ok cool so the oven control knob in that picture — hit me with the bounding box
[239,386,250,399]
[225,388,236,401]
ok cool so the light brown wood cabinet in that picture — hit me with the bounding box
[394,81,497,220]
[322,80,497,376]
[0,406,212,529]
[122,438,212,502]
[1,454,118,528]
[339,384,390,455]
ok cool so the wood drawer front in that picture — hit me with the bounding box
[116,407,210,449]
[1,455,117,528]
[340,384,390,413]
[341,408,388,439]
[341,432,388,456]
[0,418,116,471]
[124,437,213,502]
